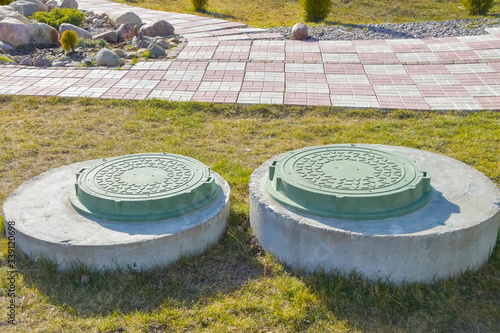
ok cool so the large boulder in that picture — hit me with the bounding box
[27,22,58,45]
[9,0,48,17]
[0,17,30,47]
[56,0,78,9]
[0,9,31,24]
[95,48,124,66]
[139,19,174,37]
[291,22,308,40]
[59,23,91,39]
[107,11,141,28]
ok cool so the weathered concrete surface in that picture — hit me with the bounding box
[3,159,230,271]
[249,145,500,284]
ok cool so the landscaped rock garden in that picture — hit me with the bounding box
[0,0,186,67]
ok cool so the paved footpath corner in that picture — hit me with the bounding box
[1,0,500,110]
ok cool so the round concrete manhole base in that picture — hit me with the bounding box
[250,144,500,284]
[3,155,230,271]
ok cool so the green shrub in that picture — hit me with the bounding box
[190,0,208,12]
[30,8,85,30]
[60,30,80,53]
[300,0,332,22]
[460,0,494,14]
[0,0,14,5]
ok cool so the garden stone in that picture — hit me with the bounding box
[46,2,57,11]
[59,23,91,39]
[125,51,141,59]
[147,43,166,58]
[93,31,117,43]
[139,19,174,37]
[0,6,16,13]
[27,22,58,45]
[168,37,180,44]
[112,48,125,57]
[20,57,33,65]
[95,47,124,66]
[291,22,308,40]
[34,56,52,67]
[117,23,135,41]
[108,11,141,28]
[52,60,67,67]
[92,18,103,27]
[154,38,170,49]
[56,0,78,9]
[0,10,31,24]
[0,17,30,47]
[0,41,14,52]
[132,31,152,48]
[9,0,47,17]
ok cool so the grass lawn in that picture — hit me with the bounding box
[113,0,500,28]
[0,95,499,332]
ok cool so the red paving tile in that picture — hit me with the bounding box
[1,0,499,110]
[418,85,471,97]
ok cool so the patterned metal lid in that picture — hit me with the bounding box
[70,153,219,221]
[266,144,431,220]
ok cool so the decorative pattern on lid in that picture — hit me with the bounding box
[266,144,432,220]
[70,153,219,221]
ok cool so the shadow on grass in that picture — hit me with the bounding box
[18,211,264,317]
[299,236,500,331]
[191,8,236,20]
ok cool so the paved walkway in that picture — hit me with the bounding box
[2,0,500,110]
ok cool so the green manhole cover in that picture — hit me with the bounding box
[266,144,432,220]
[70,153,220,221]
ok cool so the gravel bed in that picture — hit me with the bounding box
[266,18,500,40]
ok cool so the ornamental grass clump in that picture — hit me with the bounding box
[300,0,332,22]
[190,0,208,12]
[0,0,13,5]
[60,30,80,53]
[30,8,85,30]
[460,0,494,15]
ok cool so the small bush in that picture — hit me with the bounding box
[0,55,13,62]
[300,0,332,22]
[460,0,494,15]
[30,8,85,30]
[60,30,80,53]
[191,0,208,12]
[0,0,14,5]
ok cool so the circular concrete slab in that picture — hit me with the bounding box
[250,144,500,284]
[3,157,230,271]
